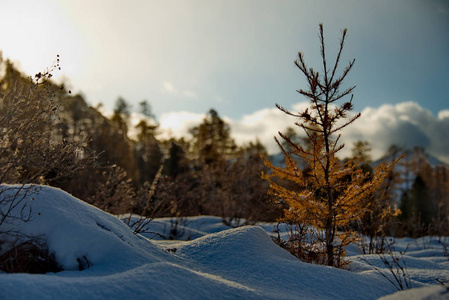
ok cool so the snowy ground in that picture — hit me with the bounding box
[1,185,448,299]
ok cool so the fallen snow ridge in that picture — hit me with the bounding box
[0,185,447,299]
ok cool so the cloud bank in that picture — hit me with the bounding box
[159,102,449,164]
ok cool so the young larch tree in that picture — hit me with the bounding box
[263,24,401,267]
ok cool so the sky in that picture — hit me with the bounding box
[1,0,449,162]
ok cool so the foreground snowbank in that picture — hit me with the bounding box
[1,185,447,299]
[380,286,449,300]
[0,185,163,271]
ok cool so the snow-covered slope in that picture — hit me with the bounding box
[373,149,447,169]
[380,286,449,300]
[1,185,447,299]
[0,185,163,271]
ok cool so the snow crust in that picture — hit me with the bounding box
[1,185,448,299]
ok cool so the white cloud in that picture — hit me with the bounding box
[158,103,309,154]
[228,107,296,153]
[438,110,449,120]
[341,102,449,163]
[157,101,449,164]
[162,81,177,94]
[162,81,198,99]
[158,111,205,140]
[183,91,197,98]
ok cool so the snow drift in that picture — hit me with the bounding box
[0,185,447,299]
[0,185,163,271]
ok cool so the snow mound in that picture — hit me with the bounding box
[1,185,446,299]
[0,185,163,271]
[379,285,449,300]
[122,215,266,241]
[350,236,449,288]
[122,215,232,240]
[175,226,396,299]
[177,225,296,264]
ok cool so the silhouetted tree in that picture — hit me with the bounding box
[134,119,162,185]
[111,97,131,135]
[139,100,155,120]
[189,109,237,165]
[400,175,435,236]
[163,141,189,178]
[351,141,372,164]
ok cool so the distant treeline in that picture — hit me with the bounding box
[1,57,448,237]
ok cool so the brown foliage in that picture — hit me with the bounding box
[263,24,401,267]
[0,60,92,185]
[0,58,94,272]
[85,165,136,215]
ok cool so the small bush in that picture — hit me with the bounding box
[0,240,61,274]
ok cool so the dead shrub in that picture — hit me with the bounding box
[0,240,61,274]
